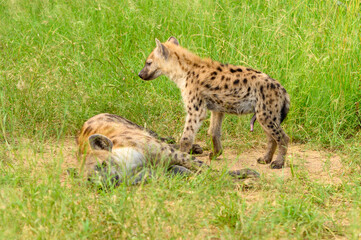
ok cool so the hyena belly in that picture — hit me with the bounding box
[205,95,256,115]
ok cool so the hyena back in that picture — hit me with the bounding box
[138,37,290,169]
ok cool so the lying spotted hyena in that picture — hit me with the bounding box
[77,113,259,186]
[138,37,290,169]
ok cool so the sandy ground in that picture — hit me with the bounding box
[58,138,343,185]
[197,143,343,184]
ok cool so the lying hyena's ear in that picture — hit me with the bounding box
[167,36,179,45]
[89,134,113,152]
[155,38,169,59]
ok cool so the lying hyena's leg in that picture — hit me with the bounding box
[256,111,289,169]
[180,102,207,153]
[145,141,206,172]
[208,111,225,159]
[169,143,204,154]
[168,165,193,176]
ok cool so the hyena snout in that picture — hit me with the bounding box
[138,69,146,80]
[138,67,153,80]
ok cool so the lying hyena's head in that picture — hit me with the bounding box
[83,134,146,187]
[138,36,180,80]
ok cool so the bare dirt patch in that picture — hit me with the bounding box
[197,143,343,184]
[56,138,343,185]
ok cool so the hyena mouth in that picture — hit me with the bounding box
[143,71,156,80]
[139,69,156,81]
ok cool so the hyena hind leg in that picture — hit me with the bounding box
[270,127,289,169]
[257,133,277,165]
[257,116,289,169]
[208,111,225,159]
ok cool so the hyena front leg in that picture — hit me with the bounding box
[208,111,224,159]
[180,101,207,153]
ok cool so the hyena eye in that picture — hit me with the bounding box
[146,61,152,66]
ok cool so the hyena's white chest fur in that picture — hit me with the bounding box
[111,147,145,173]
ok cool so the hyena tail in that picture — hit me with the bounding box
[280,94,290,123]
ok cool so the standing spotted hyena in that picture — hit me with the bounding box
[77,113,259,186]
[138,37,290,169]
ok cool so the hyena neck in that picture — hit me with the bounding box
[163,47,215,89]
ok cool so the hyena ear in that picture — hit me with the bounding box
[155,38,169,59]
[167,36,179,45]
[89,134,113,152]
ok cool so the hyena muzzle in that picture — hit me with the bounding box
[139,37,290,169]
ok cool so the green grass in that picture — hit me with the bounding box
[1,139,361,239]
[0,0,360,145]
[0,0,361,239]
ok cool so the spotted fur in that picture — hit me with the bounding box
[138,37,290,169]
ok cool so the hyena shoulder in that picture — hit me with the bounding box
[77,113,155,153]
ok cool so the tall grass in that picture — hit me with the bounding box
[0,0,359,146]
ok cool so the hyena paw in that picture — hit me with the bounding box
[190,144,203,154]
[180,140,192,153]
[169,143,202,154]
[209,150,223,160]
[257,157,272,164]
[270,160,284,169]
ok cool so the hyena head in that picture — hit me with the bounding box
[83,134,146,187]
[138,36,180,80]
